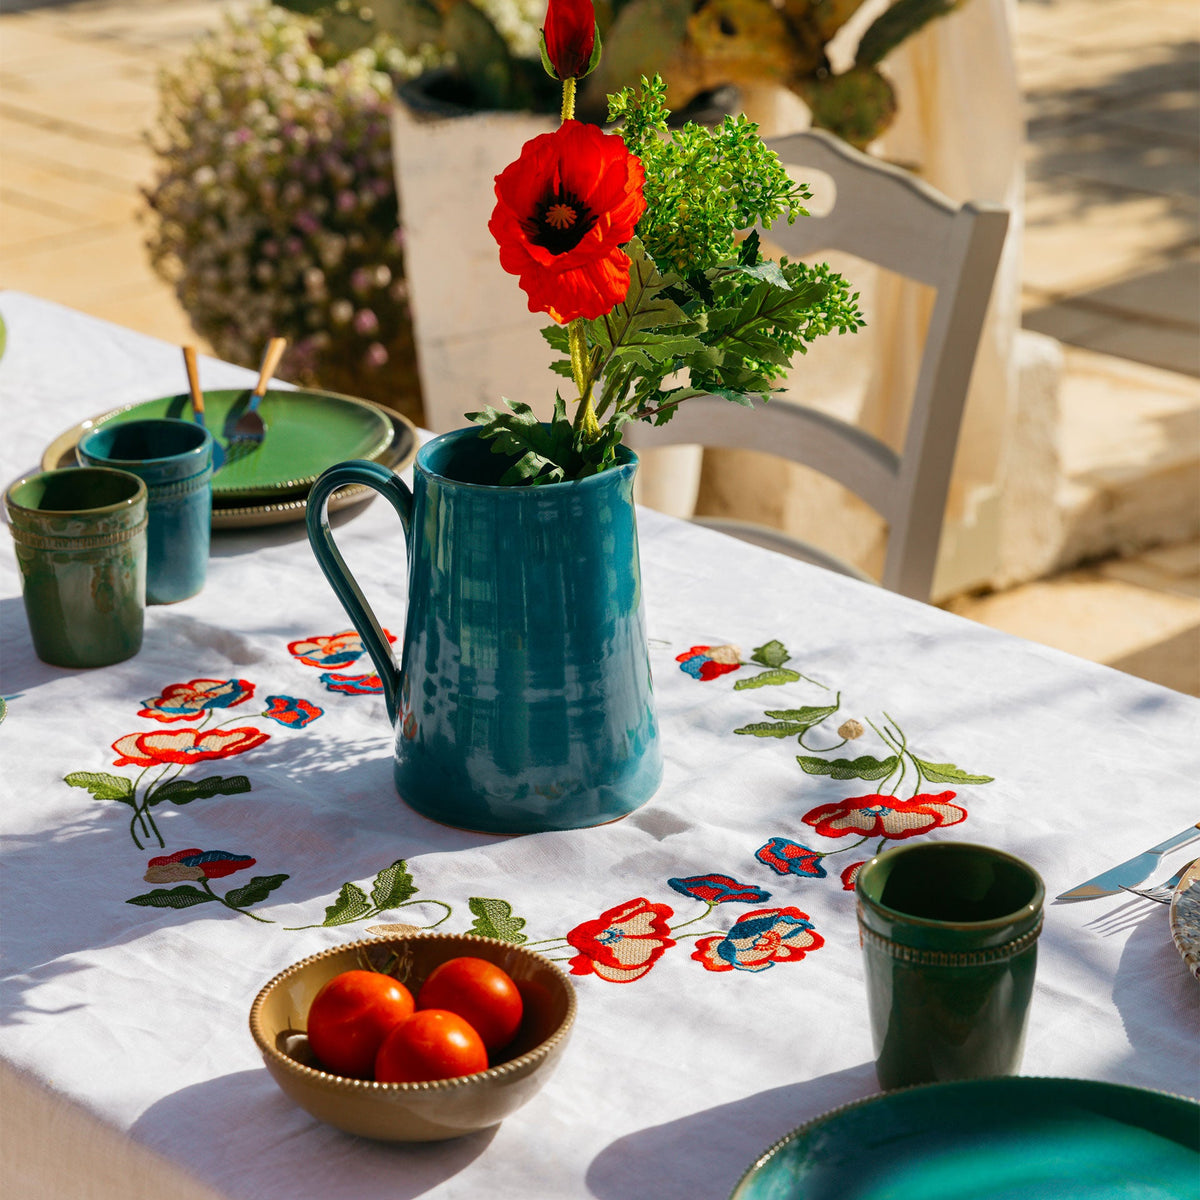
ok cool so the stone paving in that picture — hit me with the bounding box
[1,0,1198,695]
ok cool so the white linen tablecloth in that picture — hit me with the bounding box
[2,292,1197,1200]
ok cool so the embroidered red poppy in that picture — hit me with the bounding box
[489,120,646,324]
[543,0,595,80]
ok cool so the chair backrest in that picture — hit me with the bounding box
[623,128,1009,602]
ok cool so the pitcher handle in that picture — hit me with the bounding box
[306,459,413,725]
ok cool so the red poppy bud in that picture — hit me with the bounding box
[542,0,596,80]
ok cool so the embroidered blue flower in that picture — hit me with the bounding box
[756,838,827,878]
[668,874,770,904]
[138,678,255,723]
[263,695,323,727]
[319,672,383,695]
[693,907,824,973]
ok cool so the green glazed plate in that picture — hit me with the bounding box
[56,388,393,500]
[730,1077,1199,1199]
[43,399,417,529]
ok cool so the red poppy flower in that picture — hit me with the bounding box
[543,0,595,80]
[565,897,675,983]
[489,120,646,324]
[802,791,967,841]
[112,726,270,767]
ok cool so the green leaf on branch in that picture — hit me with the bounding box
[127,885,215,910]
[587,238,688,355]
[467,897,528,944]
[150,775,251,806]
[913,758,994,786]
[465,399,569,485]
[751,639,791,668]
[225,874,289,909]
[797,754,899,780]
[371,860,418,911]
[321,881,372,926]
[64,771,133,802]
[734,668,803,690]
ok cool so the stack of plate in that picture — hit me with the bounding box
[43,389,418,529]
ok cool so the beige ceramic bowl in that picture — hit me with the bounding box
[249,933,577,1142]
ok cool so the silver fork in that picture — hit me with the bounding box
[1119,858,1197,904]
[228,336,286,453]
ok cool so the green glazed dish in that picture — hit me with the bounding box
[731,1077,1200,1199]
[83,388,393,499]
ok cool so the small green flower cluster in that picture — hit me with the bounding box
[143,4,428,402]
[608,76,806,276]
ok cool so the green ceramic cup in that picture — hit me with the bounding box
[855,841,1045,1091]
[6,467,148,668]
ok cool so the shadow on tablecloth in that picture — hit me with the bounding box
[130,1068,497,1199]
[586,1061,878,1200]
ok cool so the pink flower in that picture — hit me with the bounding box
[566,898,675,983]
[112,726,270,767]
[802,791,966,841]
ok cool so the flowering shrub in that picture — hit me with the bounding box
[143,5,422,413]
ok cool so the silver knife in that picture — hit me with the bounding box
[1056,822,1200,901]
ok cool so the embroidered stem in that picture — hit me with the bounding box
[668,902,718,933]
[868,717,905,796]
[797,733,847,754]
[820,834,870,858]
[204,878,271,923]
[399,899,453,929]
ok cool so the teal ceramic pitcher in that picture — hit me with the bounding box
[306,426,662,835]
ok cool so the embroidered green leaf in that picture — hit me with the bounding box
[64,771,133,802]
[734,668,802,690]
[735,720,809,738]
[371,860,418,911]
[913,758,994,786]
[751,640,790,668]
[765,703,839,727]
[224,874,289,909]
[736,702,838,738]
[126,885,215,910]
[797,754,899,780]
[320,882,372,926]
[467,897,528,944]
[149,775,252,806]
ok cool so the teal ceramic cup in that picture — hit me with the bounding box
[856,841,1045,1091]
[78,417,212,604]
[6,467,147,668]
[306,426,662,835]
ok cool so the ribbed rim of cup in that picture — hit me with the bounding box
[855,841,1045,937]
[78,417,211,477]
[5,467,147,521]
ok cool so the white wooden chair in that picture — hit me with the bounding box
[623,128,1010,603]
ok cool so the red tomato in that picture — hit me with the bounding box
[374,1009,488,1083]
[305,969,414,1079]
[416,957,524,1051]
